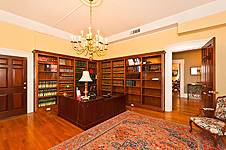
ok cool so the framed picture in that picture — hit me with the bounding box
[172,70,178,76]
[190,66,201,75]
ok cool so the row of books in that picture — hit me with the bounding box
[59,83,73,87]
[75,61,86,67]
[102,80,111,85]
[38,98,56,108]
[59,66,73,72]
[127,66,141,72]
[102,86,111,91]
[126,73,140,79]
[126,80,136,86]
[88,63,96,68]
[113,74,124,79]
[75,67,86,73]
[44,64,57,72]
[38,57,57,64]
[59,76,73,80]
[38,89,57,97]
[102,68,111,73]
[59,59,66,65]
[102,62,111,68]
[113,61,124,67]
[102,74,111,79]
[38,81,57,88]
[113,67,124,73]
[126,58,141,66]
[113,80,124,86]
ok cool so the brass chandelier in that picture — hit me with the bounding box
[71,0,107,60]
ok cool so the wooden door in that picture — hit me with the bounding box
[201,37,216,109]
[0,55,27,119]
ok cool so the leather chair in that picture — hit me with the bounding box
[189,96,226,149]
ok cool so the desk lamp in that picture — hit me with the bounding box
[79,71,93,100]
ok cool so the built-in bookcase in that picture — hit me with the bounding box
[112,59,125,95]
[101,61,112,95]
[100,51,165,112]
[37,54,58,108]
[59,57,74,98]
[33,50,99,112]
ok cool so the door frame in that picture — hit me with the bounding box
[164,38,211,112]
[172,59,185,98]
[0,48,34,113]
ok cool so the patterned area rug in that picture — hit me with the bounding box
[51,111,225,150]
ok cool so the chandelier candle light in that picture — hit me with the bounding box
[71,0,107,61]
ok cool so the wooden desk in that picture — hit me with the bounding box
[58,95,126,130]
[187,84,202,99]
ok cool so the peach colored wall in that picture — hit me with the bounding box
[0,21,88,59]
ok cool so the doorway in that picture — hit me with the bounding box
[0,54,27,119]
[172,50,202,113]
[164,38,211,112]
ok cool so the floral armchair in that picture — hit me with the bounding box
[189,96,226,149]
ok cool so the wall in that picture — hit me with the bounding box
[106,11,226,98]
[173,50,202,93]
[0,21,88,59]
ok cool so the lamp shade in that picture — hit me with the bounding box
[79,71,93,82]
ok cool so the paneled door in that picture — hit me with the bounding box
[201,37,216,109]
[0,54,27,119]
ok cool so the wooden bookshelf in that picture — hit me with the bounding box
[101,61,112,95]
[59,57,74,98]
[33,50,99,112]
[112,59,125,95]
[36,53,58,108]
[100,51,165,112]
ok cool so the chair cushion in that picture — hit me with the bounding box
[214,97,226,120]
[190,117,226,135]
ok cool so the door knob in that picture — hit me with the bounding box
[208,91,219,94]
[203,92,206,95]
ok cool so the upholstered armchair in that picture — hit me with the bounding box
[189,96,226,149]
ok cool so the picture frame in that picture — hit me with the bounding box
[172,70,178,77]
[190,66,201,76]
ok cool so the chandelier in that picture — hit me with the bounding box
[71,0,107,60]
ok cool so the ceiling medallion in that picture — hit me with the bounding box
[80,0,103,7]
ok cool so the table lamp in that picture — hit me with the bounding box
[79,71,93,100]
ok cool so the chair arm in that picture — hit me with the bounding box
[197,108,215,117]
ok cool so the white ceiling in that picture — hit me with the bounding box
[0,0,217,38]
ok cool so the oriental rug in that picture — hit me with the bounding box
[51,111,226,150]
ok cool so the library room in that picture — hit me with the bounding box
[0,0,226,149]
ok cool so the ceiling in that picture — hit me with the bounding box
[0,0,216,38]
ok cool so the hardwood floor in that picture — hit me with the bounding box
[0,94,221,150]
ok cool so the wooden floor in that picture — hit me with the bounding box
[0,93,213,150]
